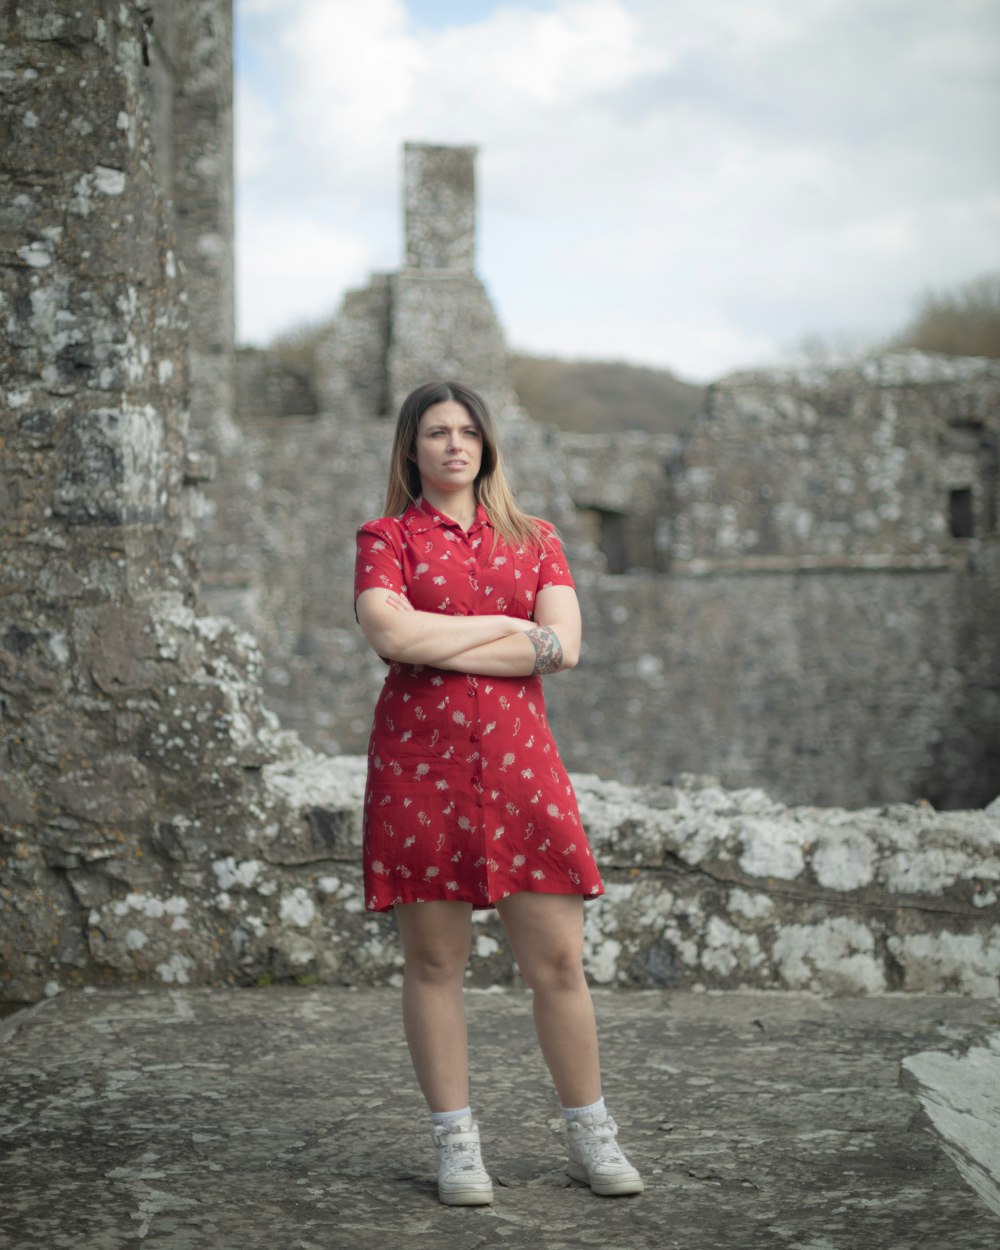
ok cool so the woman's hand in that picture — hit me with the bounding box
[385,592,415,614]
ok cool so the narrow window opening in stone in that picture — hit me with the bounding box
[948,488,974,539]
[599,510,629,574]
[574,506,629,574]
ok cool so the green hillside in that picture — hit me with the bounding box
[508,353,706,435]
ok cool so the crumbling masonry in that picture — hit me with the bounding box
[1,2,997,1004]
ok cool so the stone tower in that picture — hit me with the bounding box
[403,143,477,271]
[315,143,516,420]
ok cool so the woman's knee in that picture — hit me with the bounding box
[520,943,587,994]
[396,902,471,984]
[404,943,469,985]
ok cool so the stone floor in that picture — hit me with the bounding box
[1,986,998,1250]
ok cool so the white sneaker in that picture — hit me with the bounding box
[565,1113,644,1196]
[432,1115,494,1206]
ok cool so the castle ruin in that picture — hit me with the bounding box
[1,1,997,1005]
[222,149,1000,813]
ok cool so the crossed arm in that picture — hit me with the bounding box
[355,585,581,677]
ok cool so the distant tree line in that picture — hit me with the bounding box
[506,354,704,435]
[893,271,1000,359]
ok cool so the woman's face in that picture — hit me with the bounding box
[412,401,484,497]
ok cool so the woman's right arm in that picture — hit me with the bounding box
[355,588,531,665]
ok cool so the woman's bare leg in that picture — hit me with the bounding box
[395,901,474,1112]
[495,892,602,1107]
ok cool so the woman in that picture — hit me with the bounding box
[354,381,642,1206]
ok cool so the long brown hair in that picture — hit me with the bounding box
[384,381,550,550]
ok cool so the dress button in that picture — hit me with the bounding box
[470,733,480,743]
[467,689,475,697]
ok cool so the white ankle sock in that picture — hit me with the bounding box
[560,1096,607,1121]
[430,1106,473,1128]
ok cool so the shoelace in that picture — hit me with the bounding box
[574,1122,628,1167]
[437,1129,483,1174]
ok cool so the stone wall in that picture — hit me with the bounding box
[560,430,679,573]
[1,0,329,1004]
[314,274,392,419]
[234,346,317,421]
[61,751,1000,999]
[169,0,236,457]
[668,354,999,568]
[403,142,476,271]
[555,553,1000,810]
[219,367,1000,811]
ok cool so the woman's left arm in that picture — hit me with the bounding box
[528,583,581,671]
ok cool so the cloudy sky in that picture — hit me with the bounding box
[235,0,1000,382]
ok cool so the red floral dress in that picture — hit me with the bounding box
[354,499,604,912]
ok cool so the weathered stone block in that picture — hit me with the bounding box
[387,270,514,420]
[313,276,392,417]
[403,142,477,272]
[77,603,163,693]
[50,756,154,824]
[902,1033,1000,1216]
[0,772,35,826]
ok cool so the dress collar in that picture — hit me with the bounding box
[403,498,491,536]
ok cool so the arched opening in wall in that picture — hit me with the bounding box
[575,505,629,574]
[948,488,974,539]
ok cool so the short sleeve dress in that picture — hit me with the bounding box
[354,499,605,912]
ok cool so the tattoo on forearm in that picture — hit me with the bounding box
[526,626,563,675]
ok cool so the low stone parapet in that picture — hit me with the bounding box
[68,750,997,999]
[7,740,997,1002]
[574,772,999,994]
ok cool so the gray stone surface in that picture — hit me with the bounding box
[386,267,514,419]
[314,275,393,418]
[1,987,998,1249]
[902,1033,1000,1216]
[171,0,237,458]
[669,354,1000,566]
[403,142,477,272]
[234,347,317,422]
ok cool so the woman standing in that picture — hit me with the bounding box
[354,381,642,1205]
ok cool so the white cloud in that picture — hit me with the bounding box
[236,212,371,344]
[280,0,422,178]
[509,303,779,382]
[424,0,667,111]
[235,81,279,181]
[235,0,1000,377]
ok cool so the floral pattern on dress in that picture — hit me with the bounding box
[354,499,605,912]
